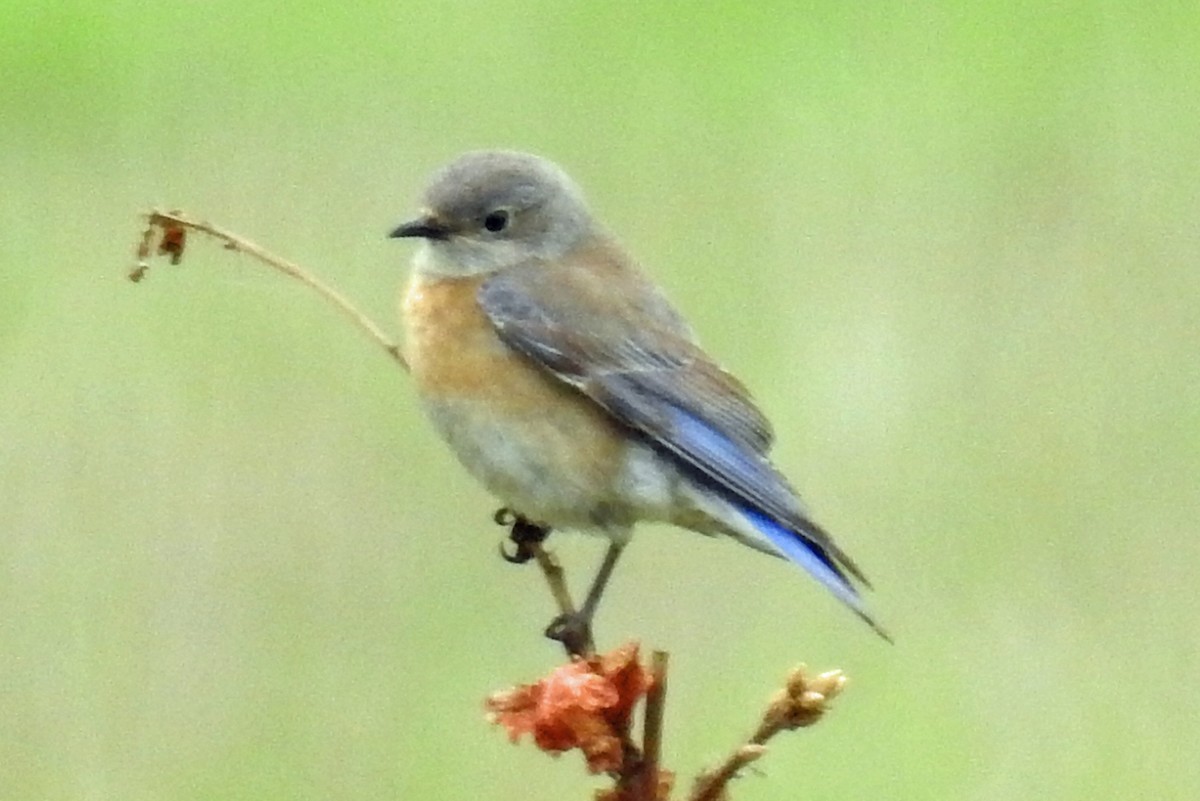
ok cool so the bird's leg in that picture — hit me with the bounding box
[494,508,590,655]
[580,540,625,622]
[494,509,628,657]
[545,540,625,656]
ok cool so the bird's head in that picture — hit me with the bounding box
[391,150,593,277]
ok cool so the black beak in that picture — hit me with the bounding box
[389,215,451,240]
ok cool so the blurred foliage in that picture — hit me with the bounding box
[2,2,1198,799]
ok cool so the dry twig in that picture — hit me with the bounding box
[689,665,847,801]
[132,209,406,368]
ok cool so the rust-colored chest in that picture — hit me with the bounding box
[399,272,629,525]
[400,273,604,418]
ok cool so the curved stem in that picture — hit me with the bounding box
[133,209,407,369]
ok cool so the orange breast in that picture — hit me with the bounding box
[400,273,629,525]
[402,273,513,398]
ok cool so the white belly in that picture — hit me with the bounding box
[422,395,678,533]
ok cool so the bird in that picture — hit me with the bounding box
[391,150,888,640]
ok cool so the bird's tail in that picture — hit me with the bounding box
[735,505,892,642]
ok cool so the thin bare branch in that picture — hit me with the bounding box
[639,650,669,800]
[690,744,767,801]
[132,209,407,369]
[688,665,847,801]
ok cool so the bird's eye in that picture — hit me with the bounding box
[483,210,510,233]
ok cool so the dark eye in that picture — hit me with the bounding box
[483,210,510,233]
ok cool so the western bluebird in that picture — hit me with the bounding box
[392,151,887,640]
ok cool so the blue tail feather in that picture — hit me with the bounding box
[650,405,890,638]
[740,507,891,640]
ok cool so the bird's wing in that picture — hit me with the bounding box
[477,250,870,589]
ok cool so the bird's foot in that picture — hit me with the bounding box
[544,611,594,658]
[494,507,594,657]
[495,507,551,564]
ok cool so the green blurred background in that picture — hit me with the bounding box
[3,2,1198,799]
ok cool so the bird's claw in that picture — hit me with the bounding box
[544,611,594,658]
[495,508,551,565]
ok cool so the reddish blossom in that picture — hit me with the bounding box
[485,642,652,773]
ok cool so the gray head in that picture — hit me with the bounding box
[391,151,593,277]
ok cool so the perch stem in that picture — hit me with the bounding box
[136,209,407,369]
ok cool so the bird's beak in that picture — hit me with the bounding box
[389,214,452,240]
